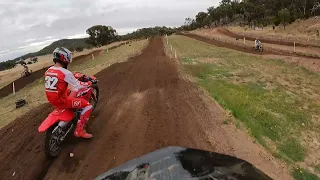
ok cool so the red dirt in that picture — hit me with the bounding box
[180,32,320,60]
[0,37,292,180]
[217,28,320,48]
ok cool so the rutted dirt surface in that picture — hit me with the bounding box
[0,37,292,180]
[217,28,320,48]
[181,32,320,60]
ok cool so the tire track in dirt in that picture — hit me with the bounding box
[217,28,320,48]
[0,103,53,180]
[0,37,292,180]
[181,33,320,60]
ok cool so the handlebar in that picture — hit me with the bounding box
[87,76,98,84]
[74,72,98,84]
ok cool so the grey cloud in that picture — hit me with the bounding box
[0,0,219,61]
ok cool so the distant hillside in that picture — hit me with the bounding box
[0,38,94,71]
[1,26,177,71]
[13,38,93,61]
[281,17,320,34]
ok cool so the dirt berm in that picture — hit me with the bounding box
[0,37,291,180]
[217,27,320,48]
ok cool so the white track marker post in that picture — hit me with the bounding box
[107,48,108,53]
[12,82,15,95]
[170,45,173,52]
[91,54,94,60]
[166,34,168,45]
[294,42,296,52]
[174,51,177,58]
[244,37,246,44]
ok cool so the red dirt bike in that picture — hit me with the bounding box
[253,44,264,52]
[38,73,99,158]
[21,69,32,77]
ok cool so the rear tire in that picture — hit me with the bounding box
[90,86,99,110]
[44,124,62,158]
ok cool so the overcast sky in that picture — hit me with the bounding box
[0,0,219,61]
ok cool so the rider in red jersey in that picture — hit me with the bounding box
[45,47,93,138]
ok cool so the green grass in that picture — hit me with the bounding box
[184,63,309,145]
[169,35,320,178]
[315,164,320,173]
[184,63,233,79]
[278,138,306,162]
[182,57,194,63]
[198,78,298,142]
[184,63,309,163]
[292,167,319,180]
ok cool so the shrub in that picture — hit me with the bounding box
[75,46,84,52]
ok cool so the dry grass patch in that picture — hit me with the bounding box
[192,29,320,57]
[229,17,320,46]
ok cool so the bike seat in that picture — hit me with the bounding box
[52,109,73,116]
[49,108,75,121]
[52,109,66,115]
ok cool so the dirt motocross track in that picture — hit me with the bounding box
[0,37,291,180]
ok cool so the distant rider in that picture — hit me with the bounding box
[44,47,93,138]
[255,38,261,50]
[22,64,29,74]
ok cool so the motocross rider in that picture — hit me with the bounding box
[254,38,261,49]
[22,64,29,73]
[44,47,93,138]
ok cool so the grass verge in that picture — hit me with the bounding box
[168,35,320,179]
[292,167,319,180]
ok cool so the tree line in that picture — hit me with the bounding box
[0,25,179,71]
[182,0,320,30]
[86,25,178,43]
[120,26,178,40]
[2,0,320,70]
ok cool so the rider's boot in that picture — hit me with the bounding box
[74,107,93,139]
[74,117,92,138]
